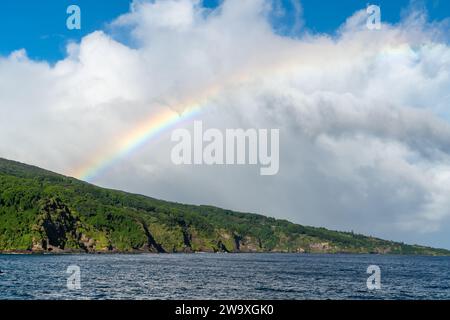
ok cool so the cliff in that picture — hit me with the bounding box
[0,158,448,255]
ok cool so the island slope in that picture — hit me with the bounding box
[0,157,448,255]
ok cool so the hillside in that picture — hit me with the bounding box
[0,157,448,255]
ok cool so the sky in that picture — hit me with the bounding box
[1,0,448,60]
[0,0,450,248]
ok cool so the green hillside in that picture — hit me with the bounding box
[0,157,448,255]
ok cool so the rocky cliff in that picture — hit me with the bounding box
[1,157,449,255]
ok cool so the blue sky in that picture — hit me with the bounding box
[1,0,450,248]
[0,0,448,61]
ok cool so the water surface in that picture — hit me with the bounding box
[0,253,449,299]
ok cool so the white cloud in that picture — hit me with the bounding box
[1,0,450,248]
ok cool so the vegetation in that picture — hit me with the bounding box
[0,157,448,255]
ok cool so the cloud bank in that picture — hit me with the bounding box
[1,0,450,248]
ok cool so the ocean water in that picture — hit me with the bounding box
[0,253,449,300]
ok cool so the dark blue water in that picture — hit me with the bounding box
[0,253,449,300]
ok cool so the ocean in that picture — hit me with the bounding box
[0,253,449,300]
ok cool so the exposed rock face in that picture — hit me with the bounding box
[28,202,322,253]
[233,234,242,251]
[139,220,166,253]
[236,236,261,252]
[30,198,232,254]
[21,202,430,254]
[309,242,331,252]
[32,198,83,252]
[216,240,229,253]
[31,198,110,253]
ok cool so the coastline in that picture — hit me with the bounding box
[1,250,449,256]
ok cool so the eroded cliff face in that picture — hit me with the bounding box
[23,199,379,254]
[28,198,324,253]
[28,198,235,253]
[32,198,83,252]
[31,198,113,253]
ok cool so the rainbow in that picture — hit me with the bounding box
[72,42,415,182]
[72,79,228,182]
[72,105,202,182]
